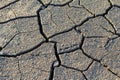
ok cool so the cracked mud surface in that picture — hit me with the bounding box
[0,0,120,80]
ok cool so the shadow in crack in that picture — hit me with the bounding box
[0,0,120,80]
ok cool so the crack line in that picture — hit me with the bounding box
[0,0,20,10]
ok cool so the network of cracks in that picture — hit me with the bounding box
[0,0,120,80]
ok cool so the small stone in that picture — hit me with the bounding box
[41,6,45,10]
[0,52,3,55]
[53,60,59,67]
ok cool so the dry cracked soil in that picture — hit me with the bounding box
[0,0,120,80]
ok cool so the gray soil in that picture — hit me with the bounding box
[0,0,120,80]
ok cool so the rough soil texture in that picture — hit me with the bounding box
[0,0,120,80]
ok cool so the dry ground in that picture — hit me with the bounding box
[0,0,120,80]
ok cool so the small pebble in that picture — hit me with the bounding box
[53,61,59,67]
[0,52,3,55]
[41,6,45,10]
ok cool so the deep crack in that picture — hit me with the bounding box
[0,0,120,80]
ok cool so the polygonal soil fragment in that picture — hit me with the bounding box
[49,29,82,54]
[76,16,114,37]
[40,5,91,37]
[0,57,21,80]
[40,6,73,37]
[0,22,18,47]
[17,43,56,80]
[102,37,120,75]
[67,6,91,24]
[15,17,38,32]
[0,0,120,80]
[82,37,108,59]
[80,0,110,14]
[106,7,120,33]
[2,30,44,55]
[0,1,39,22]
[54,66,83,80]
[9,0,40,16]
[0,16,38,32]
[59,50,92,70]
[0,8,14,22]
[85,62,119,80]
